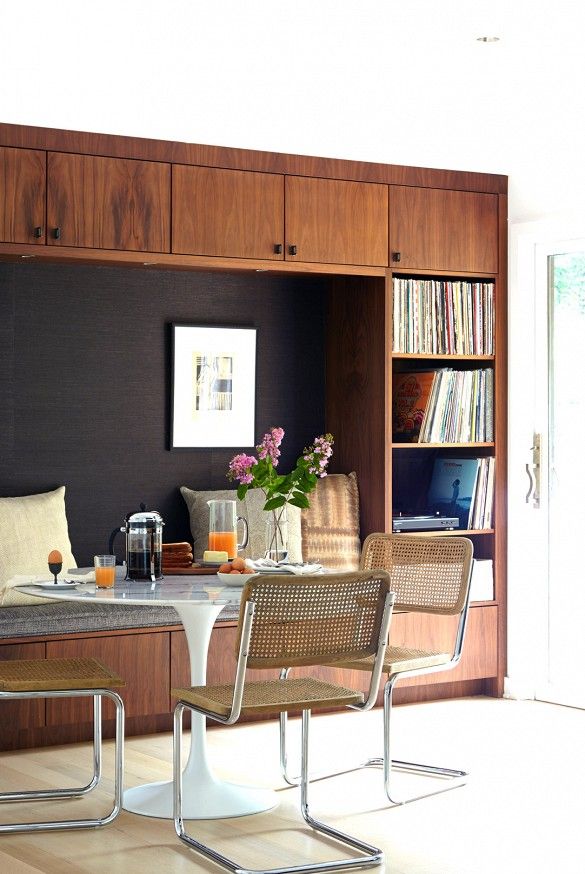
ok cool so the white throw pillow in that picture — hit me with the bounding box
[0,487,76,606]
[180,486,303,563]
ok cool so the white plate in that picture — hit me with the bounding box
[217,572,257,586]
[30,581,79,589]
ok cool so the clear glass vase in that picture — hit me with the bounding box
[265,508,288,563]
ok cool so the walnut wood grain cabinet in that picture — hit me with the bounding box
[172,165,284,260]
[389,185,498,273]
[45,631,170,723]
[285,176,388,266]
[0,147,46,244]
[0,641,46,732]
[47,152,170,252]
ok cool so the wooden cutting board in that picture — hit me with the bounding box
[162,565,220,575]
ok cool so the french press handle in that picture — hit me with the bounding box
[108,526,125,558]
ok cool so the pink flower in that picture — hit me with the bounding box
[305,433,334,477]
[227,453,257,485]
[257,427,285,467]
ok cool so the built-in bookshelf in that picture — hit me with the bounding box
[390,273,498,608]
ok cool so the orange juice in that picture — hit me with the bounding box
[95,566,116,588]
[208,531,238,559]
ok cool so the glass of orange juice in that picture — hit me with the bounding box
[94,555,116,589]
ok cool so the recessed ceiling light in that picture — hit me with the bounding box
[476,36,500,43]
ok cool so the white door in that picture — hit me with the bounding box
[509,223,585,707]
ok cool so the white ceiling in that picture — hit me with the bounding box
[1,1,583,222]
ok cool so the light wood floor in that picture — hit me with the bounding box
[1,696,583,873]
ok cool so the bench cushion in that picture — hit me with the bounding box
[0,601,240,639]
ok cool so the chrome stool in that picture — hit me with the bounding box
[0,657,125,833]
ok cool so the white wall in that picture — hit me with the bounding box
[1,1,584,222]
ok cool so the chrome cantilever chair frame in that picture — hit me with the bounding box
[279,534,474,807]
[0,687,124,833]
[173,571,395,874]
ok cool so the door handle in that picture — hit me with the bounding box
[525,433,541,508]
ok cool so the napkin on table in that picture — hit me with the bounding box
[249,559,323,575]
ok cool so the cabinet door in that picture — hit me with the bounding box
[46,632,170,723]
[389,186,498,273]
[0,146,46,244]
[0,642,46,735]
[285,176,388,266]
[47,152,170,252]
[172,165,284,259]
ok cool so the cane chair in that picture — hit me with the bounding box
[172,570,395,874]
[0,657,125,833]
[279,533,474,806]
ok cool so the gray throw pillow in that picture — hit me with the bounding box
[180,486,302,563]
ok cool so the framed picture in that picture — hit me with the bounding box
[170,323,257,449]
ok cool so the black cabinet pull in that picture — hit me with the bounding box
[288,244,297,256]
[53,227,61,240]
[392,251,401,263]
[33,226,43,239]
[274,243,283,255]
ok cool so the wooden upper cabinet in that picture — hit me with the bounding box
[389,186,498,274]
[285,176,388,267]
[0,147,46,244]
[172,165,284,259]
[47,152,170,252]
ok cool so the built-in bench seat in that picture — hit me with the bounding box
[0,601,239,639]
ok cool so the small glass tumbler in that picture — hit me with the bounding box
[94,554,116,589]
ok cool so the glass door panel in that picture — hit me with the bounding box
[546,251,585,705]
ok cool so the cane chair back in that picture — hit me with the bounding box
[360,533,473,616]
[235,570,391,669]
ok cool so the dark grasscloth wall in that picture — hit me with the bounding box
[0,264,326,565]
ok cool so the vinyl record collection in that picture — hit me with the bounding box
[392,278,494,355]
[417,368,494,443]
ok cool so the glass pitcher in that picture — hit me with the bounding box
[207,499,248,559]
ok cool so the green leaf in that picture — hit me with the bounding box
[289,495,310,510]
[300,472,317,491]
[263,496,287,511]
[237,483,249,501]
[290,491,310,509]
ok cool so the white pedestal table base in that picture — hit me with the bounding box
[123,600,277,819]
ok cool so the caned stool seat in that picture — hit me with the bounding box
[172,677,364,718]
[172,570,395,874]
[0,657,125,834]
[0,657,124,692]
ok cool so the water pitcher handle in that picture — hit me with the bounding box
[237,516,249,550]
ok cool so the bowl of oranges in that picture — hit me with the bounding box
[217,557,258,586]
